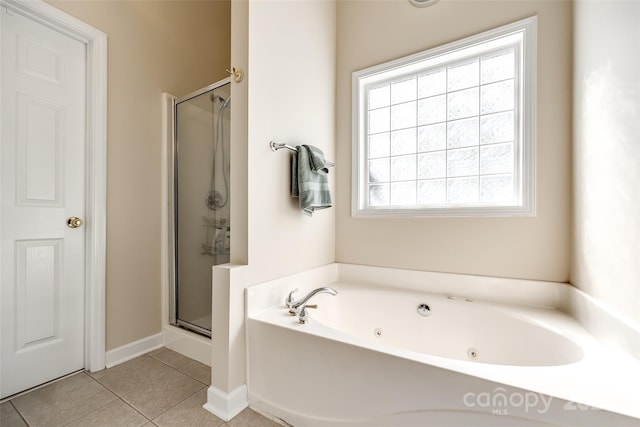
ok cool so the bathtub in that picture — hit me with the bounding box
[311,290,583,367]
[246,264,640,427]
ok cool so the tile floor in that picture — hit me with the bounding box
[0,348,280,427]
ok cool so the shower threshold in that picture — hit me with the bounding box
[176,317,211,338]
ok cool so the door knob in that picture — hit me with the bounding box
[67,217,84,228]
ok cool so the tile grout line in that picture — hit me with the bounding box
[94,365,180,418]
[114,394,154,426]
[89,354,178,397]
[14,372,117,427]
[143,350,219,425]
[148,350,193,371]
[119,363,200,425]
[87,350,209,426]
[176,363,212,387]
[65,371,151,427]
[149,384,209,425]
[146,351,214,397]
[7,349,237,427]
[10,400,30,427]
[83,369,153,425]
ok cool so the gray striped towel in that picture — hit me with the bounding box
[291,145,332,216]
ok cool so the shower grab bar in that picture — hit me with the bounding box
[270,141,335,167]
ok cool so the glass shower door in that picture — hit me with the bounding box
[172,81,231,336]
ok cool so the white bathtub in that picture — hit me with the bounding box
[246,264,640,427]
[312,289,584,367]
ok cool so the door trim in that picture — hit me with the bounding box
[1,0,108,372]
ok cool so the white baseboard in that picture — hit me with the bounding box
[104,333,163,368]
[203,384,248,421]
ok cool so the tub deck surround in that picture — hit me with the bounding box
[245,263,640,426]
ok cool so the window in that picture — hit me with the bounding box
[352,17,537,217]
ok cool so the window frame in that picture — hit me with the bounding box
[352,16,537,217]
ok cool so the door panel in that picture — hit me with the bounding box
[1,7,86,398]
[16,94,65,206]
[15,239,63,350]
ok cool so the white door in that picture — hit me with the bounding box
[1,6,87,398]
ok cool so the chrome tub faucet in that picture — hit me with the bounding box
[285,287,338,323]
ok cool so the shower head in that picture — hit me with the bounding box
[220,95,231,110]
[210,94,231,110]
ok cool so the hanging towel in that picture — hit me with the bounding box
[291,144,332,216]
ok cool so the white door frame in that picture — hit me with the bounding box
[1,0,107,372]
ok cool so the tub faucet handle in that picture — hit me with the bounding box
[298,306,310,324]
[285,288,299,309]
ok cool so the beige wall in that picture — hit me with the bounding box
[336,0,572,282]
[572,0,640,325]
[47,0,231,350]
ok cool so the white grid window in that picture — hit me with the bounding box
[353,17,537,217]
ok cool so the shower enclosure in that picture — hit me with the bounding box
[169,79,231,337]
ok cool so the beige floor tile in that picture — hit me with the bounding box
[153,388,224,427]
[121,370,204,419]
[178,360,212,385]
[12,373,117,427]
[147,346,166,356]
[11,372,89,412]
[149,348,192,369]
[0,402,25,427]
[65,399,148,427]
[92,355,174,396]
[225,408,282,427]
[1,413,28,427]
[88,352,166,381]
[1,401,19,419]
[10,373,111,412]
